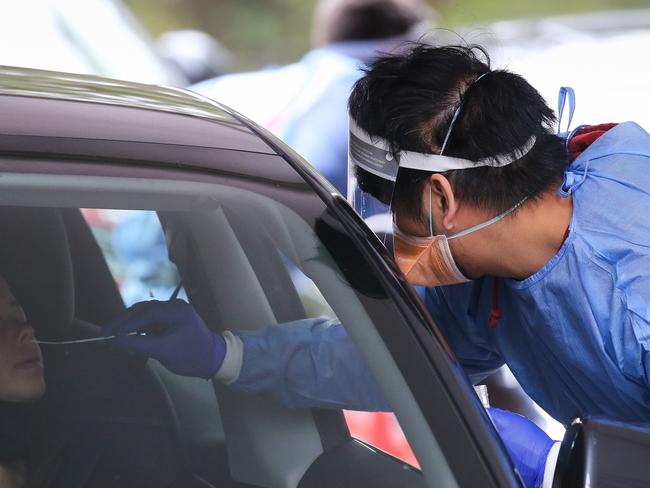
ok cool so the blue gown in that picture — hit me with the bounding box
[231,122,650,424]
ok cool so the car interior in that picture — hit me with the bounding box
[0,171,453,487]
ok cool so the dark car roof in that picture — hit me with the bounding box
[0,66,321,185]
[0,66,280,154]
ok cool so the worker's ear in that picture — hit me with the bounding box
[427,174,458,232]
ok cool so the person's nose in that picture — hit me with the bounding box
[16,322,36,344]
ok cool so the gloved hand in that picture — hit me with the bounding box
[102,299,226,379]
[488,407,556,488]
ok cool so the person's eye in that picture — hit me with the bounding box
[8,306,28,325]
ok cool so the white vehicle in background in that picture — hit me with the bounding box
[0,0,232,307]
[477,9,650,129]
[0,0,185,85]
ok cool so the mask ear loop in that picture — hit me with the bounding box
[428,183,434,237]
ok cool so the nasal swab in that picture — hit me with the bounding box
[33,290,185,346]
[33,331,145,345]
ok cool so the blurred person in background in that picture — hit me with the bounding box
[192,0,433,194]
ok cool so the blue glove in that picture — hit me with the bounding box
[102,299,226,379]
[488,407,555,488]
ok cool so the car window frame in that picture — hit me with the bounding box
[0,151,518,487]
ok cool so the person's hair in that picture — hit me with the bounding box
[312,0,429,47]
[348,43,569,221]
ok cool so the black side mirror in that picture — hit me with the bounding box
[553,417,650,487]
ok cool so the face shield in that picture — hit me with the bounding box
[347,114,537,245]
[347,77,566,288]
[347,117,398,238]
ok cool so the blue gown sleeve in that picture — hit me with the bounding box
[417,283,504,384]
[613,265,650,388]
[231,317,390,411]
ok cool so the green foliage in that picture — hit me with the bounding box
[125,0,316,71]
[124,0,648,72]
[437,0,649,26]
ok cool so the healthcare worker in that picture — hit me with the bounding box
[103,43,650,488]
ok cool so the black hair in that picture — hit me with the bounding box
[348,43,569,220]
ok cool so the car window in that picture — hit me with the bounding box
[83,207,420,467]
[281,250,419,465]
[0,167,457,487]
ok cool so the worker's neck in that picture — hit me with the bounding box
[452,189,573,281]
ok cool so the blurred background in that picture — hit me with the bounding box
[6,0,649,468]
[4,1,648,129]
[123,0,648,71]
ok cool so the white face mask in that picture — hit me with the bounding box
[393,186,528,287]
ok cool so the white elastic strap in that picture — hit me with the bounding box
[400,135,536,171]
[428,185,433,236]
[542,442,561,488]
[447,196,528,240]
[439,103,463,156]
[214,330,243,385]
[440,71,490,155]
[349,116,536,174]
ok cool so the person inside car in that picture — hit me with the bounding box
[0,275,188,487]
[0,275,44,488]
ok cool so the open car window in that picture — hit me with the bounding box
[0,167,458,487]
[83,207,419,466]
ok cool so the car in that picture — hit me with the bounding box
[0,0,185,86]
[0,66,648,488]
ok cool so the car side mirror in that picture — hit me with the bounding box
[552,417,650,487]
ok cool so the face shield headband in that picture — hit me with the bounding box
[348,70,537,186]
[348,116,537,182]
[347,112,535,235]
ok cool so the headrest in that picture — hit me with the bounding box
[0,207,74,340]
